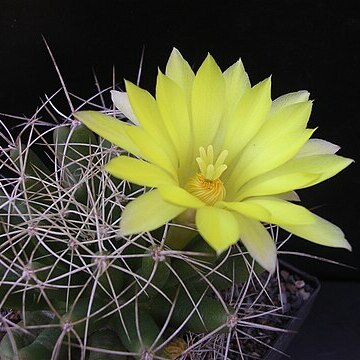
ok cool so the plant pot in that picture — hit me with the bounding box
[262,261,321,360]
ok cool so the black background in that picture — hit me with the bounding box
[1,0,359,280]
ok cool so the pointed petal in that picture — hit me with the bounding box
[125,81,173,148]
[275,191,301,202]
[110,90,139,125]
[223,78,272,163]
[219,200,271,221]
[271,90,310,113]
[74,111,141,156]
[156,71,191,166]
[121,190,185,235]
[295,139,340,157]
[196,206,240,254]
[222,197,313,225]
[237,154,353,200]
[105,156,177,187]
[271,154,353,188]
[165,48,195,104]
[226,128,315,197]
[223,58,251,115]
[192,54,226,148]
[122,125,178,177]
[242,196,315,225]
[230,101,313,184]
[263,100,313,135]
[281,213,351,250]
[237,172,320,201]
[76,110,176,174]
[236,214,277,273]
[158,185,205,208]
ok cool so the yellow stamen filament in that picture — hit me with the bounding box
[187,145,228,205]
[187,174,226,205]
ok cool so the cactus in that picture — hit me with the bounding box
[0,84,285,360]
[0,50,349,359]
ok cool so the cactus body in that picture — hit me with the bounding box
[0,78,281,360]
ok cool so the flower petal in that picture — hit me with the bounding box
[123,126,178,177]
[237,172,320,201]
[223,78,272,163]
[263,100,313,135]
[105,156,177,187]
[158,185,205,208]
[156,71,192,166]
[74,111,141,156]
[237,154,352,200]
[165,48,195,103]
[226,100,313,189]
[75,110,176,175]
[192,54,226,148]
[295,139,340,157]
[223,58,251,116]
[242,196,315,225]
[281,213,352,250]
[275,191,300,202]
[110,90,139,125]
[270,154,353,188]
[226,129,315,197]
[120,189,185,235]
[125,80,175,150]
[219,200,271,221]
[196,206,240,254]
[271,90,310,113]
[222,197,313,225]
[236,214,277,273]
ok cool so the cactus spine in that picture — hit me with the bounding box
[0,79,293,360]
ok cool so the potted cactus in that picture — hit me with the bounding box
[0,48,352,359]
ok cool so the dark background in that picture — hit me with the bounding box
[1,0,359,281]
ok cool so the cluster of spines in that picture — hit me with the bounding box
[0,86,286,360]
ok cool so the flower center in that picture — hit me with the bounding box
[186,145,228,205]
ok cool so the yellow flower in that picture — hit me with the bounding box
[75,48,352,273]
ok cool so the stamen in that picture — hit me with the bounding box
[186,174,226,205]
[196,145,229,181]
[186,145,229,205]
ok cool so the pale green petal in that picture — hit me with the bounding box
[242,196,315,225]
[272,154,353,188]
[120,189,185,235]
[226,101,312,188]
[74,111,141,156]
[263,100,313,135]
[75,111,177,176]
[271,90,310,113]
[105,156,177,187]
[123,128,178,177]
[275,191,300,202]
[125,81,173,145]
[295,139,340,157]
[192,54,226,148]
[196,206,240,254]
[165,48,195,105]
[156,71,191,166]
[237,172,320,201]
[236,214,277,273]
[226,129,315,197]
[222,197,314,225]
[110,90,139,125]
[223,78,272,163]
[223,59,251,115]
[219,200,271,221]
[158,185,205,208]
[281,213,351,250]
[237,154,352,200]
